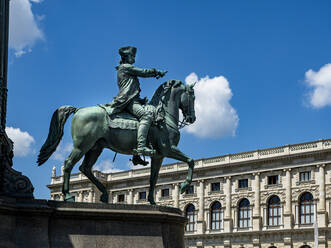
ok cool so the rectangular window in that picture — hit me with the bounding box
[211,182,220,192]
[238,179,248,188]
[161,188,169,197]
[118,194,125,203]
[185,185,194,194]
[139,191,146,200]
[300,171,311,182]
[268,175,279,185]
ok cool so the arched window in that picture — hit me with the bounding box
[268,195,281,226]
[299,192,314,224]
[238,198,251,228]
[185,204,196,232]
[210,201,222,230]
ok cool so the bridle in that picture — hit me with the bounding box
[164,85,195,130]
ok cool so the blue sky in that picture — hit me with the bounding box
[6,0,331,199]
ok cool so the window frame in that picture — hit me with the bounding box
[268,175,279,185]
[238,179,248,189]
[238,198,251,229]
[185,204,196,232]
[161,188,170,198]
[185,185,194,195]
[138,191,146,200]
[211,182,221,192]
[118,194,125,203]
[299,171,311,182]
[210,201,222,231]
[267,195,281,226]
[299,192,314,225]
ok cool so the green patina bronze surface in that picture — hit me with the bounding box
[37,47,196,205]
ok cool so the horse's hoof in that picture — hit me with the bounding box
[180,182,189,194]
[64,195,75,202]
[100,193,109,203]
[148,195,156,205]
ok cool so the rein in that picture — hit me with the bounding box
[163,89,193,130]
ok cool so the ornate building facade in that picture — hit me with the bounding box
[48,139,331,248]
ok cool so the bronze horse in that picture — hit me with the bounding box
[38,80,196,205]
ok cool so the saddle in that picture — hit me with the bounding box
[99,103,164,130]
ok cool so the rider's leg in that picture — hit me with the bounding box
[136,115,155,156]
[126,100,155,157]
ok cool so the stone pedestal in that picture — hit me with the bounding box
[0,197,186,248]
[0,131,34,199]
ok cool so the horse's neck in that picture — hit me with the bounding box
[163,90,180,129]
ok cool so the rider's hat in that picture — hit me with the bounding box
[119,46,137,57]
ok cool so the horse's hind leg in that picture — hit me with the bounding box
[79,147,108,203]
[62,147,85,201]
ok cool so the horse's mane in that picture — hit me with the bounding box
[150,80,182,106]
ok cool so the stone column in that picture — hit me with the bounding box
[197,180,205,234]
[224,176,232,232]
[317,164,327,228]
[51,166,56,184]
[88,190,93,203]
[128,189,133,204]
[283,168,292,229]
[173,183,179,208]
[108,190,113,204]
[77,191,83,202]
[252,173,261,231]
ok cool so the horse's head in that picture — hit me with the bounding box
[179,83,196,124]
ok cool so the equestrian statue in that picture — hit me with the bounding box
[37,46,196,205]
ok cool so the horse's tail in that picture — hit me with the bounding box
[37,105,77,166]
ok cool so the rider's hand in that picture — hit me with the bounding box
[156,70,167,78]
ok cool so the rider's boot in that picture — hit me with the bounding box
[134,118,155,156]
[132,155,149,166]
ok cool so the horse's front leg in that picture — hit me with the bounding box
[148,156,164,205]
[166,145,195,194]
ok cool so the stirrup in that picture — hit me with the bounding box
[133,147,156,157]
[131,155,149,166]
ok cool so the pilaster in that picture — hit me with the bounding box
[173,183,179,208]
[317,164,327,227]
[283,168,292,229]
[197,180,205,234]
[224,176,233,232]
[252,172,261,231]
[77,191,83,202]
[128,189,133,204]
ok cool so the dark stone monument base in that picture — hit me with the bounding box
[0,197,186,248]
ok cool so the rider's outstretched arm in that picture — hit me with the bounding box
[125,64,159,78]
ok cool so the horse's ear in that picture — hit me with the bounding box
[173,80,182,88]
[190,82,197,89]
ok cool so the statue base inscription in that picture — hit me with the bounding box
[0,198,186,248]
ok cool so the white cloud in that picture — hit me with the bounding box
[184,72,239,138]
[52,142,73,161]
[304,63,331,108]
[5,126,35,156]
[94,160,123,173]
[9,0,44,57]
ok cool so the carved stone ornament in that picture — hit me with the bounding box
[291,185,319,202]
[0,131,34,198]
[260,189,286,204]
[231,192,254,207]
[204,196,225,209]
